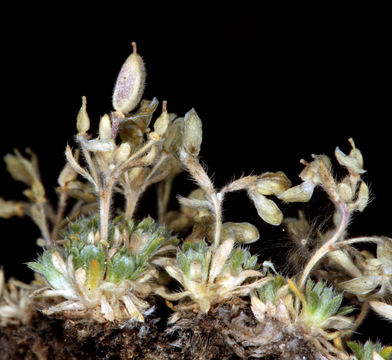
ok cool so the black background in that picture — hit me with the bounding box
[0,4,390,343]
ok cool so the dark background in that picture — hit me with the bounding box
[0,4,390,343]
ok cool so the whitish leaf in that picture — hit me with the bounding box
[338,276,379,295]
[209,238,234,283]
[369,301,392,322]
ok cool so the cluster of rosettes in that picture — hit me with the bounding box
[156,238,267,316]
[28,216,178,322]
[251,276,356,359]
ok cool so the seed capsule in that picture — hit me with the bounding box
[112,42,146,115]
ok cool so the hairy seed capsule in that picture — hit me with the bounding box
[112,42,146,115]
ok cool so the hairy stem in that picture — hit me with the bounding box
[212,193,223,248]
[299,202,350,289]
[51,190,68,241]
[124,189,141,221]
[99,180,114,244]
[38,203,53,248]
[157,177,173,224]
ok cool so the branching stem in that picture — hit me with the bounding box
[299,202,350,289]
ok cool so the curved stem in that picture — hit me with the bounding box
[212,193,223,249]
[99,180,114,244]
[124,189,141,221]
[335,236,383,248]
[299,202,350,289]
[51,190,68,241]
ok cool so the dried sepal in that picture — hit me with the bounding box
[279,179,315,203]
[256,171,292,196]
[0,197,24,218]
[112,42,146,115]
[369,300,392,322]
[4,149,40,186]
[338,275,380,296]
[335,138,366,175]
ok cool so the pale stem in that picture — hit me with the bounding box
[99,180,114,244]
[123,139,155,166]
[212,193,223,249]
[336,236,383,247]
[157,177,173,224]
[345,301,369,340]
[78,139,99,185]
[299,202,350,289]
[58,202,98,229]
[144,153,169,184]
[124,188,141,220]
[51,190,68,241]
[38,203,53,248]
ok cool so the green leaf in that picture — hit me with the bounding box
[347,342,363,359]
[380,346,392,360]
[306,291,320,314]
[321,295,342,318]
[177,251,190,277]
[363,341,374,360]
[230,249,244,274]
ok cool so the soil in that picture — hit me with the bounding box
[0,299,322,360]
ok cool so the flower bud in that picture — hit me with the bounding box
[115,142,131,163]
[249,190,283,226]
[112,42,146,115]
[99,114,112,140]
[279,179,315,203]
[356,181,369,212]
[76,96,90,135]
[0,197,24,218]
[221,222,260,244]
[183,108,202,156]
[337,182,353,202]
[256,171,291,196]
[153,101,171,136]
[58,161,78,188]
